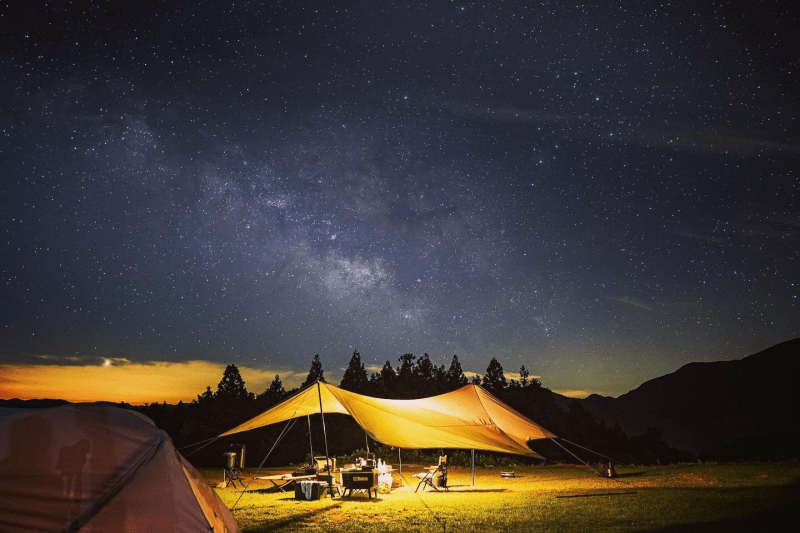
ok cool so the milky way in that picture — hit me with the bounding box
[1,1,798,397]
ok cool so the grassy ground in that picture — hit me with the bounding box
[203,462,800,532]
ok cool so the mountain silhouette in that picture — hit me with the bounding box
[579,338,800,457]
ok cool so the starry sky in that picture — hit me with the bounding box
[1,1,798,404]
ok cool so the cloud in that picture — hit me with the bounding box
[613,297,654,311]
[553,389,597,399]
[503,371,542,383]
[459,100,800,156]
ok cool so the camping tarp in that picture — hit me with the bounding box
[0,404,240,533]
[220,383,556,457]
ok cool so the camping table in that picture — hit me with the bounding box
[254,474,316,492]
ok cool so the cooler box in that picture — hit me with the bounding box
[294,480,329,500]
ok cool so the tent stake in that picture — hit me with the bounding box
[316,381,334,498]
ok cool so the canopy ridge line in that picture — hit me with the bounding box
[219,379,323,437]
[328,386,464,425]
[470,386,535,450]
[549,438,631,486]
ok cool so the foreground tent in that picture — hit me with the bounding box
[221,383,556,457]
[0,404,240,533]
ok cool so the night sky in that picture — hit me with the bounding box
[2,1,798,403]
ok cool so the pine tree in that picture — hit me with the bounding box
[340,350,368,393]
[445,354,468,390]
[196,386,214,406]
[216,364,251,404]
[519,365,529,388]
[414,353,437,396]
[396,353,418,398]
[301,354,326,387]
[258,374,286,409]
[481,357,507,393]
[378,360,397,396]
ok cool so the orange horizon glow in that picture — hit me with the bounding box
[0,360,304,405]
[553,389,596,399]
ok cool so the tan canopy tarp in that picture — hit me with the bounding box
[220,383,556,457]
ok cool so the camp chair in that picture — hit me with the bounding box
[413,455,448,492]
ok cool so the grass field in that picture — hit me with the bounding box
[204,462,800,532]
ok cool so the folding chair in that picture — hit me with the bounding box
[413,455,448,492]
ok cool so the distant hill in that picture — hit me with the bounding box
[0,398,70,409]
[579,338,800,458]
[0,399,131,409]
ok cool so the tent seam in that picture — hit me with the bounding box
[62,430,169,533]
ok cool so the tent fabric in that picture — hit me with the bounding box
[221,383,556,457]
[0,404,240,533]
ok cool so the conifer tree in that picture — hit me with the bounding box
[258,374,286,409]
[414,353,438,396]
[340,350,368,393]
[445,354,469,390]
[301,354,326,387]
[377,360,397,396]
[216,364,251,404]
[396,353,418,398]
[519,365,529,387]
[481,357,507,393]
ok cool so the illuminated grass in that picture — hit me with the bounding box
[204,462,800,532]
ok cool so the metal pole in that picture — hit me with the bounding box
[316,381,334,498]
[471,449,475,486]
[398,448,402,474]
[307,415,314,462]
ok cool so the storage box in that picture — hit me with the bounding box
[294,480,329,500]
[341,470,379,497]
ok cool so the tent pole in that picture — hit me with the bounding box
[398,448,402,475]
[307,415,314,462]
[471,449,475,486]
[316,381,334,498]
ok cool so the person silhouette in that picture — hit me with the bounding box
[57,438,91,523]
[0,414,71,532]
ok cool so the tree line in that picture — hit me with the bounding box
[137,352,686,467]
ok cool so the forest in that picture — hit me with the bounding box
[135,352,686,467]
